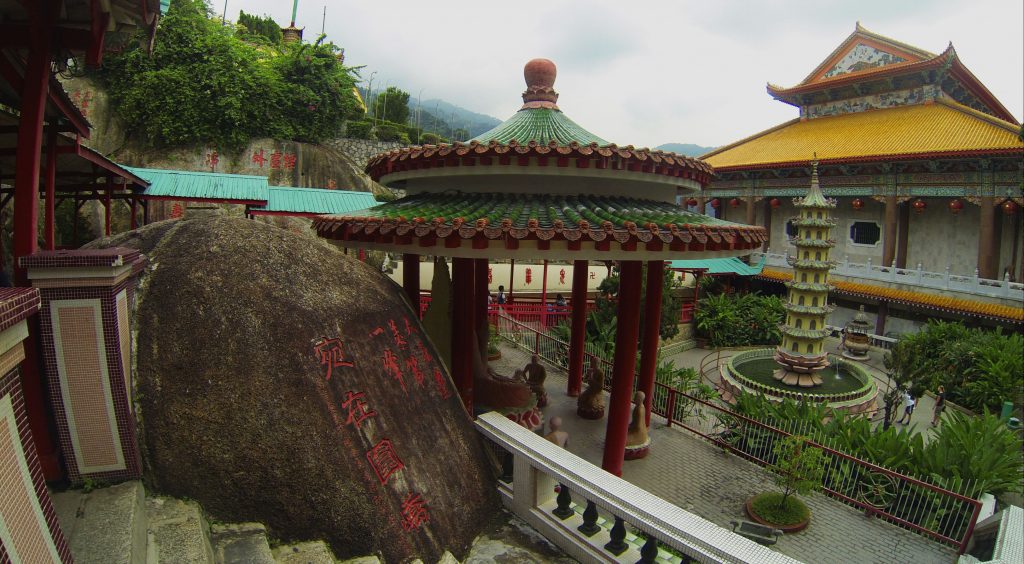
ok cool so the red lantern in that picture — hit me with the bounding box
[729,198,742,208]
[709,198,721,209]
[1003,200,1019,216]
[912,199,927,214]
[769,198,781,209]
[851,198,863,210]
[948,199,963,214]
[686,198,698,207]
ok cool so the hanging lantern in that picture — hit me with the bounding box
[710,198,721,209]
[686,198,698,207]
[912,199,927,214]
[729,198,742,208]
[1003,200,1019,216]
[948,199,963,214]
[769,198,781,209]
[851,198,863,210]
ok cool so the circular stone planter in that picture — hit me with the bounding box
[745,495,810,533]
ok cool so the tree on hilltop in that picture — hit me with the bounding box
[373,87,411,125]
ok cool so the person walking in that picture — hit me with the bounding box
[897,389,916,425]
[931,385,946,426]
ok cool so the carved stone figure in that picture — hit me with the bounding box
[577,367,606,419]
[524,354,548,407]
[544,416,569,449]
[625,391,651,459]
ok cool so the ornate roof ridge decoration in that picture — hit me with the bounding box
[365,139,714,182]
[311,192,767,251]
[796,22,936,87]
[520,58,560,110]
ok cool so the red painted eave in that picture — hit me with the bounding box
[711,147,1024,174]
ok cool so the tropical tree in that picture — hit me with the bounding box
[770,435,826,510]
[372,87,411,124]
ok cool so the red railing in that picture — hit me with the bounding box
[491,313,982,554]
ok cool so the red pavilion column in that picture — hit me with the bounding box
[638,260,664,426]
[602,260,643,476]
[403,253,420,313]
[44,127,58,250]
[452,257,475,414]
[475,258,489,355]
[13,1,63,481]
[567,260,588,396]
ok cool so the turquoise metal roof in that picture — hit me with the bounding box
[251,188,378,215]
[160,0,170,14]
[471,108,608,145]
[668,255,766,276]
[128,167,269,203]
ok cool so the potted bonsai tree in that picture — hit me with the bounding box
[746,434,824,532]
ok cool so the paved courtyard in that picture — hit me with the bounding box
[490,343,958,564]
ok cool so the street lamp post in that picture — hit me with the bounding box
[365,71,377,122]
[415,88,424,138]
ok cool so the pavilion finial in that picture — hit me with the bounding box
[521,59,560,110]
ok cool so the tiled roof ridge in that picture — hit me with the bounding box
[365,138,715,180]
[770,44,953,95]
[933,98,1022,134]
[127,166,270,181]
[758,267,1024,323]
[268,186,370,194]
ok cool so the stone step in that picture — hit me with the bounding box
[211,522,275,564]
[50,481,148,564]
[273,540,343,563]
[145,496,215,564]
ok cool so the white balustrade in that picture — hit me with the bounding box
[476,412,798,564]
[751,252,1024,302]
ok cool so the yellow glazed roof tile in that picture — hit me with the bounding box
[757,268,1024,323]
[703,99,1023,170]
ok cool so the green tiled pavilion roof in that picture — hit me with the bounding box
[128,167,269,203]
[471,108,608,146]
[250,187,377,215]
[331,192,733,229]
[667,256,766,275]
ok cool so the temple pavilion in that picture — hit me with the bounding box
[315,58,767,475]
[699,24,1024,334]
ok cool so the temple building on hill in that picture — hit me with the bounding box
[699,23,1024,334]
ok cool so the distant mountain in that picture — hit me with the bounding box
[412,98,502,139]
[655,143,717,157]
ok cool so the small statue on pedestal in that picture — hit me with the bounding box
[577,367,606,419]
[625,391,651,459]
[524,354,548,407]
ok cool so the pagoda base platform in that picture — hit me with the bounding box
[772,368,822,388]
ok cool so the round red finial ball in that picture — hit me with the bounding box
[912,198,927,214]
[524,58,557,88]
[948,199,963,214]
[709,198,721,209]
[851,198,863,210]
[1003,200,1019,215]
[729,198,742,208]
[686,198,698,207]
[769,198,781,209]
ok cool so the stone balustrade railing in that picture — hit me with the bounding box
[475,411,799,564]
[751,251,1024,302]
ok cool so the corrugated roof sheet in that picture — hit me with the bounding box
[703,99,1023,169]
[252,188,378,215]
[128,167,269,203]
[668,256,766,275]
[471,108,608,146]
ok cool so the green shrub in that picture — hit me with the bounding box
[750,492,810,525]
[420,132,441,144]
[694,293,784,347]
[346,120,373,139]
[375,123,402,142]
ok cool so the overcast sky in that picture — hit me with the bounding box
[222,0,1022,148]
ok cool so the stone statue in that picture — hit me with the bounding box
[577,367,606,419]
[524,354,548,407]
[625,391,651,459]
[544,416,569,449]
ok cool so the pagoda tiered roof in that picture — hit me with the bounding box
[471,107,608,146]
[702,99,1023,171]
[783,302,836,315]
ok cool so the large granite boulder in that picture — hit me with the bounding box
[90,215,499,561]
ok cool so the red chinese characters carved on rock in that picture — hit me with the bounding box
[366,438,405,484]
[405,356,425,386]
[283,153,297,170]
[383,349,406,392]
[388,319,408,350]
[401,492,429,531]
[205,151,219,171]
[252,148,267,168]
[314,337,355,381]
[342,390,377,429]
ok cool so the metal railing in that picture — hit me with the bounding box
[752,251,1024,302]
[492,314,984,554]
